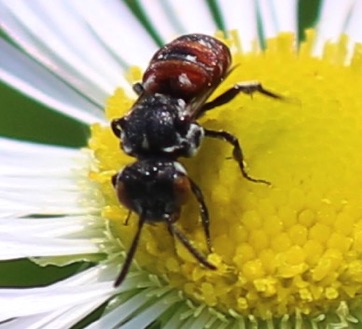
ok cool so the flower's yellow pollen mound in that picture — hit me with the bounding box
[89,32,362,322]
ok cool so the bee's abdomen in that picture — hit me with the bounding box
[142,34,231,101]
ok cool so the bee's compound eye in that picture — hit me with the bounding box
[173,174,191,205]
[111,117,127,138]
[111,173,117,187]
[113,174,134,212]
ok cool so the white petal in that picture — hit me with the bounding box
[216,0,259,52]
[118,290,176,329]
[314,0,356,56]
[0,217,102,260]
[27,0,128,85]
[137,0,183,41]
[0,262,166,328]
[0,217,101,239]
[0,138,92,217]
[257,0,298,37]
[0,39,104,124]
[139,0,217,43]
[166,0,217,35]
[87,287,178,329]
[0,1,112,99]
[0,264,115,326]
[0,234,100,260]
[0,138,106,260]
[0,0,137,116]
[69,0,159,68]
[3,300,105,329]
[344,0,362,60]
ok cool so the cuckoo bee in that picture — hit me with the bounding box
[111,34,283,286]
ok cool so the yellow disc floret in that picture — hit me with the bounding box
[89,31,362,320]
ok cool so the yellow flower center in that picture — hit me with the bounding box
[89,31,362,319]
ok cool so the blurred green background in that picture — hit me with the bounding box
[0,0,321,326]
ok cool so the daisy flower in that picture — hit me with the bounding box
[1,0,362,328]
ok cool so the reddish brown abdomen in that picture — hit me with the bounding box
[142,34,231,102]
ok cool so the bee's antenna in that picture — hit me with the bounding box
[114,214,146,287]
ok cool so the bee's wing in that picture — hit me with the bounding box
[186,67,237,120]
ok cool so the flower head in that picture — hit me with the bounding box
[90,30,362,324]
[1,1,362,328]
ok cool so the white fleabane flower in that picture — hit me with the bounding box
[1,1,362,328]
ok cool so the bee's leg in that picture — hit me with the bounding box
[188,178,211,253]
[167,221,216,270]
[198,82,284,118]
[114,214,146,287]
[124,210,132,225]
[204,128,271,186]
[133,82,144,95]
